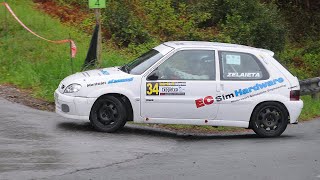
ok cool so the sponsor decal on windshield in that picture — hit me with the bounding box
[146,82,186,96]
[226,54,241,65]
[108,77,134,84]
[195,77,286,108]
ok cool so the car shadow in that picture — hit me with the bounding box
[57,121,295,140]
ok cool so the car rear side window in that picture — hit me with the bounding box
[219,51,269,81]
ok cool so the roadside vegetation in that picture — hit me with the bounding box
[0,0,319,124]
[0,0,129,101]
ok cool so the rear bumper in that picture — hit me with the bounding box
[284,100,304,124]
[54,89,96,120]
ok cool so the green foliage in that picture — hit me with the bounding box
[218,0,286,52]
[300,95,320,120]
[104,0,150,47]
[186,0,227,28]
[103,0,212,47]
[55,0,88,7]
[278,41,320,79]
[143,0,210,41]
[274,0,320,41]
[127,40,160,55]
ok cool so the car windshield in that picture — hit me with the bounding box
[120,49,164,75]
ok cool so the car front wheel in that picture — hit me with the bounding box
[250,102,289,137]
[90,96,127,132]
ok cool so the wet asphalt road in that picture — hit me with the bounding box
[0,97,319,180]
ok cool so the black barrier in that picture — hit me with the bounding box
[300,77,320,100]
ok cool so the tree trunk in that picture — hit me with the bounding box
[306,0,310,9]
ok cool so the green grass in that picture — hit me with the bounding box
[300,96,320,120]
[0,0,319,128]
[159,124,243,132]
[0,0,130,101]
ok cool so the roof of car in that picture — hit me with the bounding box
[163,41,274,56]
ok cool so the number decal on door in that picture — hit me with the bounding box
[146,83,159,95]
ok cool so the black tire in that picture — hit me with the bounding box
[90,96,127,132]
[250,102,289,137]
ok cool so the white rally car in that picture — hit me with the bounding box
[54,41,303,137]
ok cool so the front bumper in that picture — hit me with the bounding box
[54,89,96,120]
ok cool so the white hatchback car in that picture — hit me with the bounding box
[55,41,303,137]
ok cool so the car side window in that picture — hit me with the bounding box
[156,50,216,80]
[219,51,269,81]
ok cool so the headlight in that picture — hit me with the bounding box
[63,84,82,94]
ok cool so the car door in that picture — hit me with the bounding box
[215,50,271,121]
[140,49,219,120]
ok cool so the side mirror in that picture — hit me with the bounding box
[147,71,159,81]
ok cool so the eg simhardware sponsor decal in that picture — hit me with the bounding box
[195,96,214,108]
[108,77,134,84]
[195,77,286,108]
[146,82,186,96]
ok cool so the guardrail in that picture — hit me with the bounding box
[300,77,320,100]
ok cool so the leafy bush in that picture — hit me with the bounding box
[54,0,88,7]
[278,41,320,79]
[274,0,320,42]
[298,41,320,77]
[218,0,286,52]
[104,0,150,47]
[143,0,211,41]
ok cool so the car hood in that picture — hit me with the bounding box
[81,67,123,78]
[58,67,130,94]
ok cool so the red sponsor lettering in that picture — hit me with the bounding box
[195,96,214,108]
[204,96,214,105]
[195,98,205,108]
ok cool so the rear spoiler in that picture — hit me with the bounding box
[259,49,275,57]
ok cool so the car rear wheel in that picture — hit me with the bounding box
[250,102,288,137]
[90,96,127,132]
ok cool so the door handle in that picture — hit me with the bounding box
[217,84,224,92]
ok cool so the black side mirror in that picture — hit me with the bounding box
[147,71,159,81]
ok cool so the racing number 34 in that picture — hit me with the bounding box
[146,83,159,95]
